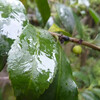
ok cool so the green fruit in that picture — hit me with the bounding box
[73,45,82,54]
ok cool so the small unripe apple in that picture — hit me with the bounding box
[73,45,82,54]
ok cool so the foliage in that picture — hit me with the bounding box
[7,24,78,100]
[0,0,28,71]
[0,0,100,100]
[35,0,50,25]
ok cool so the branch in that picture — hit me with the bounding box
[49,32,100,51]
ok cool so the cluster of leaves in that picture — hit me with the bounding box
[0,0,78,100]
[1,0,100,100]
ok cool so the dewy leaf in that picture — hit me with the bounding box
[38,47,78,100]
[89,8,100,24]
[35,0,50,25]
[0,0,28,71]
[0,0,28,39]
[7,24,59,99]
[56,3,75,33]
[7,24,78,100]
[49,24,71,37]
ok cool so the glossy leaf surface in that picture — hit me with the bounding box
[7,24,78,100]
[35,0,50,25]
[0,0,28,39]
[38,47,78,100]
[7,24,59,99]
[56,3,75,33]
[0,0,28,71]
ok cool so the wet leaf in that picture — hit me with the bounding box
[7,24,59,99]
[35,0,50,25]
[49,24,71,36]
[38,47,78,100]
[0,0,28,39]
[56,3,75,33]
[7,24,78,100]
[0,0,28,71]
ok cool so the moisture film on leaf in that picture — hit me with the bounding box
[56,3,75,33]
[7,24,59,99]
[0,0,28,71]
[7,24,78,100]
[38,47,78,100]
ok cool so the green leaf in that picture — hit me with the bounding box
[38,47,78,100]
[92,34,100,46]
[0,0,28,71]
[0,35,14,71]
[73,12,83,38]
[7,24,59,99]
[89,8,100,24]
[7,24,78,100]
[49,24,71,36]
[56,3,75,33]
[35,0,50,25]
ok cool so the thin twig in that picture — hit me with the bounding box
[49,32,100,51]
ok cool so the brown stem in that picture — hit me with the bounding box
[49,32,100,51]
[69,37,100,51]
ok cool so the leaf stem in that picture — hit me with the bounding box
[49,31,100,51]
